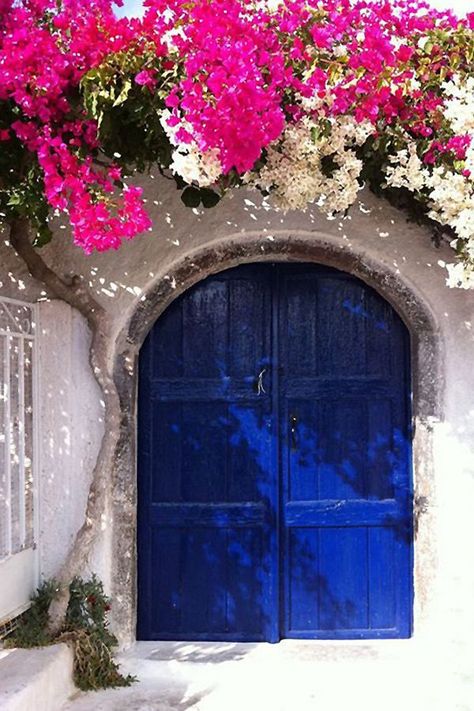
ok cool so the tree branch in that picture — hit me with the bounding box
[9,218,122,633]
[9,218,105,328]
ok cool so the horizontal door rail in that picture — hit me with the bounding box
[283,378,398,398]
[285,499,407,527]
[149,502,267,527]
[150,378,402,401]
[149,378,269,402]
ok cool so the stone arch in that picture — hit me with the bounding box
[110,230,443,646]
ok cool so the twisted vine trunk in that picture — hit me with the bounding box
[10,218,121,633]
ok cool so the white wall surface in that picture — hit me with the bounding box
[1,178,473,674]
[36,301,104,582]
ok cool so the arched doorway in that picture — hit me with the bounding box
[137,262,413,642]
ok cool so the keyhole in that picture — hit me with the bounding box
[290,414,298,450]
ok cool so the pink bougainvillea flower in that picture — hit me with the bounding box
[1,0,473,260]
[135,69,157,88]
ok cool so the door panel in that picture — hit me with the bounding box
[150,526,266,638]
[279,266,411,639]
[138,263,412,641]
[138,265,276,641]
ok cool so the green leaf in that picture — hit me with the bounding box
[112,79,132,107]
[200,188,221,209]
[320,153,339,179]
[173,174,188,190]
[181,186,201,208]
[32,226,53,248]
[89,92,98,118]
[7,193,22,206]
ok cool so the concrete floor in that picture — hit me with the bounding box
[63,640,473,711]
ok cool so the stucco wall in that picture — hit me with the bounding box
[36,301,105,582]
[1,177,473,673]
[38,173,470,324]
[0,225,47,302]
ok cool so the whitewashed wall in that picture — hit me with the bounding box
[36,302,104,582]
[0,178,473,693]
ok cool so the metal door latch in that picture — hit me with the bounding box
[254,368,267,395]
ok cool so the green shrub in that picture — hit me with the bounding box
[6,575,135,692]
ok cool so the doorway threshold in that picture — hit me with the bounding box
[128,637,417,664]
[63,638,471,711]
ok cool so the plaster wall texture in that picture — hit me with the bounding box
[0,643,74,711]
[63,640,474,711]
[35,301,105,582]
[1,176,473,669]
[0,226,47,302]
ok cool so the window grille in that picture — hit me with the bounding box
[0,298,37,563]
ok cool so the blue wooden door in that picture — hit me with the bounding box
[138,264,412,641]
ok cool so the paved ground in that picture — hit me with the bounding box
[63,640,473,711]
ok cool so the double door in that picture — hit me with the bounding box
[137,263,412,641]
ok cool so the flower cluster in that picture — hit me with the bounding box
[1,0,474,286]
[0,0,149,252]
[160,110,223,187]
[244,116,372,214]
[442,75,474,136]
[384,73,474,288]
[385,144,474,288]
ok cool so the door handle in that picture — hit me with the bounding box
[290,414,298,451]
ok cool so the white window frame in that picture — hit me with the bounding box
[0,296,39,624]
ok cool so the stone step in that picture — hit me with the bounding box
[0,643,74,711]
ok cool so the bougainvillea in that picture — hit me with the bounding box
[0,0,156,251]
[1,0,474,287]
